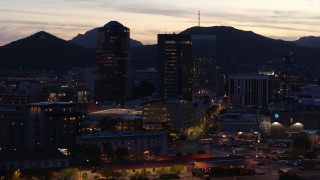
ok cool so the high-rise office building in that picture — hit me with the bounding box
[157,34,193,100]
[191,35,217,100]
[228,75,271,108]
[95,21,130,103]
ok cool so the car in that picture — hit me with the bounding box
[278,160,288,164]
[255,169,266,175]
[278,168,292,173]
[256,162,265,166]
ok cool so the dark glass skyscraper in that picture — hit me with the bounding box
[158,34,193,100]
[95,21,130,103]
[191,35,217,100]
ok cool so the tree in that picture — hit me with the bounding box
[103,143,114,160]
[21,168,55,180]
[140,168,151,178]
[303,160,317,170]
[279,172,303,180]
[293,135,311,149]
[156,167,169,175]
[120,170,128,179]
[11,169,22,180]
[290,147,304,159]
[59,167,78,180]
[98,167,114,179]
[179,134,188,141]
[170,164,183,174]
[206,123,218,136]
[115,147,129,162]
[262,148,272,154]
[82,144,102,165]
[304,150,317,159]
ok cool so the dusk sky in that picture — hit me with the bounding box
[1,0,320,46]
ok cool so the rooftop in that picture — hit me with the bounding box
[82,130,166,139]
[89,108,142,116]
[29,102,76,106]
[0,151,68,162]
[103,21,129,30]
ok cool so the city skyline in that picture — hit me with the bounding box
[1,0,320,46]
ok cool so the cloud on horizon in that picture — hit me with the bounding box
[1,0,320,45]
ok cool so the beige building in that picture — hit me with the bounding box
[142,100,207,129]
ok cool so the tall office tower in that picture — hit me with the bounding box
[228,75,271,108]
[191,35,217,100]
[95,21,130,103]
[157,34,193,100]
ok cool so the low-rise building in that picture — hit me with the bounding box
[27,102,83,150]
[0,151,69,171]
[78,130,168,156]
[142,99,207,130]
[85,108,142,132]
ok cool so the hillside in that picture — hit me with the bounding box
[294,36,320,48]
[0,31,95,70]
[181,26,320,65]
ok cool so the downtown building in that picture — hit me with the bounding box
[157,34,193,100]
[157,34,218,101]
[191,35,218,100]
[78,130,168,156]
[227,75,271,108]
[0,102,83,151]
[95,21,131,104]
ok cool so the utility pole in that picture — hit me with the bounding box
[198,10,200,27]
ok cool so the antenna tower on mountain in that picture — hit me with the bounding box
[198,10,200,27]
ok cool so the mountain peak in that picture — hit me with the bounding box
[0,31,94,70]
[294,36,320,48]
[30,31,57,40]
[70,26,143,49]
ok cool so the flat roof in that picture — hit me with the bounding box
[193,156,256,169]
[82,130,166,139]
[89,108,142,116]
[29,102,75,106]
[0,151,68,162]
[102,154,213,170]
[0,108,17,112]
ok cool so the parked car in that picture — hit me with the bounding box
[278,168,292,173]
[278,160,288,164]
[256,162,265,166]
[255,169,266,175]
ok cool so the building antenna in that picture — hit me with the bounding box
[198,10,200,27]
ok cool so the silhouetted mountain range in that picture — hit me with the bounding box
[294,36,320,48]
[70,28,143,49]
[132,26,320,69]
[0,31,95,70]
[1,26,320,71]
